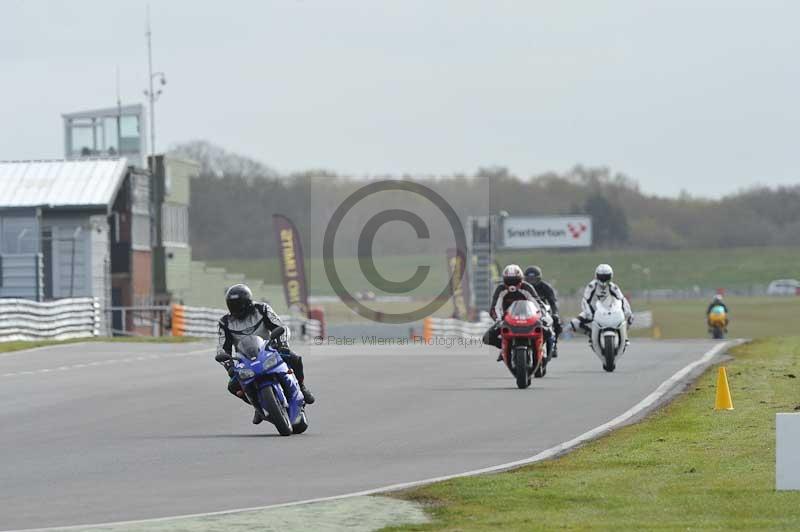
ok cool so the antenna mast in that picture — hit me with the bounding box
[116,66,122,155]
[144,4,166,171]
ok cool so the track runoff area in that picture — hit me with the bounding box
[0,337,731,531]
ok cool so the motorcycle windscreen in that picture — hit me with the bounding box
[236,335,267,359]
[710,305,726,315]
[507,300,539,319]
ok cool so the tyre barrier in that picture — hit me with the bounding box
[0,297,102,342]
[170,304,322,342]
[422,310,653,341]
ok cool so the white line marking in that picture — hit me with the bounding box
[0,342,94,357]
[1,348,210,379]
[6,341,739,532]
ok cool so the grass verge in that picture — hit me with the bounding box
[384,337,800,531]
[0,335,202,354]
[209,245,800,297]
[627,296,800,340]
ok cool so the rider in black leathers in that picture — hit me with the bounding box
[525,265,562,357]
[482,265,542,354]
[217,284,315,425]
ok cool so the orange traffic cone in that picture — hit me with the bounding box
[714,367,734,410]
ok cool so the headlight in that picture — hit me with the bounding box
[262,351,280,369]
[237,368,255,379]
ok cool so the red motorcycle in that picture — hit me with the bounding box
[500,300,547,389]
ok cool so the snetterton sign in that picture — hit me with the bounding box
[500,216,592,249]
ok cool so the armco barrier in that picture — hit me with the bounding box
[423,310,653,340]
[0,297,101,342]
[171,304,322,341]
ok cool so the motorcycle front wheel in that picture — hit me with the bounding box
[261,386,293,436]
[514,346,531,389]
[293,410,309,434]
[602,335,616,372]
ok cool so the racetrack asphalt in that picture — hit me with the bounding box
[0,338,721,530]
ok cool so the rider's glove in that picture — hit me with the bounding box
[221,359,235,376]
[627,315,634,326]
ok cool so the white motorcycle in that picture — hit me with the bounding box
[589,297,629,372]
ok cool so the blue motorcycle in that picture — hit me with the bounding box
[216,327,308,436]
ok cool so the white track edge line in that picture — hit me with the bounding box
[0,342,94,357]
[8,340,739,532]
[0,341,211,358]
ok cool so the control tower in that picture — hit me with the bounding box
[62,104,147,167]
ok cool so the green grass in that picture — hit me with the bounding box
[384,337,800,531]
[208,246,800,297]
[626,296,800,340]
[498,246,800,295]
[0,335,202,354]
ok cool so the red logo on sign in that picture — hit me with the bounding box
[567,223,588,239]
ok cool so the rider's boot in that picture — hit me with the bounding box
[496,351,503,362]
[252,407,264,425]
[300,383,316,404]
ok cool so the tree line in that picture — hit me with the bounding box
[172,141,800,260]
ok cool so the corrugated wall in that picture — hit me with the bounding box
[0,254,43,300]
[0,211,42,300]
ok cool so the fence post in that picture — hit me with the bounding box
[171,304,185,336]
[422,317,433,342]
[92,297,101,336]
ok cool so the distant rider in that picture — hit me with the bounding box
[571,264,633,335]
[706,294,729,315]
[525,265,562,357]
[482,265,547,360]
[217,284,315,425]
[706,294,729,327]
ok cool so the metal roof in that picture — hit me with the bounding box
[62,103,145,120]
[0,158,129,209]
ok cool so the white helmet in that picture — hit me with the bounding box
[595,264,613,284]
[502,264,524,287]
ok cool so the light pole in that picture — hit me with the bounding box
[144,5,166,171]
[632,263,651,302]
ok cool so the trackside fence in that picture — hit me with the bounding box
[422,310,653,341]
[170,304,322,342]
[0,297,102,342]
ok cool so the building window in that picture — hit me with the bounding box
[0,216,38,254]
[161,204,188,246]
[132,214,151,250]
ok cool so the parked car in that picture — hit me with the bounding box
[766,279,800,296]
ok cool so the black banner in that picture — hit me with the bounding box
[272,214,309,316]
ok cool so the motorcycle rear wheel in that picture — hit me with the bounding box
[261,386,293,436]
[534,346,546,378]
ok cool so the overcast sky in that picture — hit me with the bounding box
[1,1,798,197]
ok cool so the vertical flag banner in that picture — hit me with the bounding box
[272,214,309,316]
[446,248,471,320]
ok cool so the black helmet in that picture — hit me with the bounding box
[225,284,253,319]
[525,266,542,285]
[502,264,524,288]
